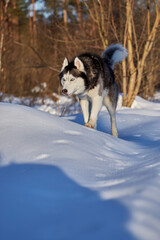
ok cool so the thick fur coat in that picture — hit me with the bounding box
[59,44,127,137]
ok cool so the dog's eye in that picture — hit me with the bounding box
[70,78,75,81]
[62,78,66,82]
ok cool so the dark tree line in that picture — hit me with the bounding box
[0,0,160,105]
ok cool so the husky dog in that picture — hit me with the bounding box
[59,44,127,137]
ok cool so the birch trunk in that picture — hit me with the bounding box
[122,0,160,107]
[125,0,136,105]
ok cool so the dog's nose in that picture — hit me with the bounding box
[62,89,68,95]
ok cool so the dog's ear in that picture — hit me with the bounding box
[74,57,85,72]
[61,57,68,72]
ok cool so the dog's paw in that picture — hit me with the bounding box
[85,122,95,129]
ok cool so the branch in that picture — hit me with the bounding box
[82,0,98,23]
[14,41,59,72]
[82,0,108,49]
[97,0,104,34]
[141,1,160,66]
[130,8,139,61]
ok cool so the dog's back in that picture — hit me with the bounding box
[76,52,114,90]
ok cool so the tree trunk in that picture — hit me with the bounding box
[125,0,137,106]
[29,8,33,45]
[63,0,68,28]
[147,0,151,36]
[122,0,160,107]
[76,0,81,28]
[0,0,10,71]
[32,0,37,45]
[122,58,127,106]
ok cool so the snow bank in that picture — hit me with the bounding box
[2,92,160,116]
[0,99,160,240]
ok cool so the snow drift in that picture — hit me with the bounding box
[0,98,160,240]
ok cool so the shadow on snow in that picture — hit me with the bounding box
[0,163,136,240]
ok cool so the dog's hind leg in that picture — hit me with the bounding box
[104,96,118,137]
[79,97,89,124]
[103,86,118,137]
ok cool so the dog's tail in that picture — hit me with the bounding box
[101,44,128,70]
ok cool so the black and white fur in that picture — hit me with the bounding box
[59,44,127,137]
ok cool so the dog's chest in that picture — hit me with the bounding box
[86,83,101,98]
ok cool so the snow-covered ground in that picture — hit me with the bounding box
[0,95,160,240]
[1,92,81,116]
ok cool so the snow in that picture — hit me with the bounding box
[2,93,80,116]
[0,96,160,240]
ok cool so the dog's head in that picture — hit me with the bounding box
[59,57,87,96]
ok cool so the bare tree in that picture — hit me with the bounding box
[1,0,159,102]
[82,0,160,106]
[82,0,108,49]
[0,0,10,71]
[122,0,160,107]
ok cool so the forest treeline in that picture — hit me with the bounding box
[0,0,160,106]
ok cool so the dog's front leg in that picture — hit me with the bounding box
[79,97,89,124]
[85,96,103,129]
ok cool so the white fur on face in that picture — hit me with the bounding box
[61,72,85,95]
